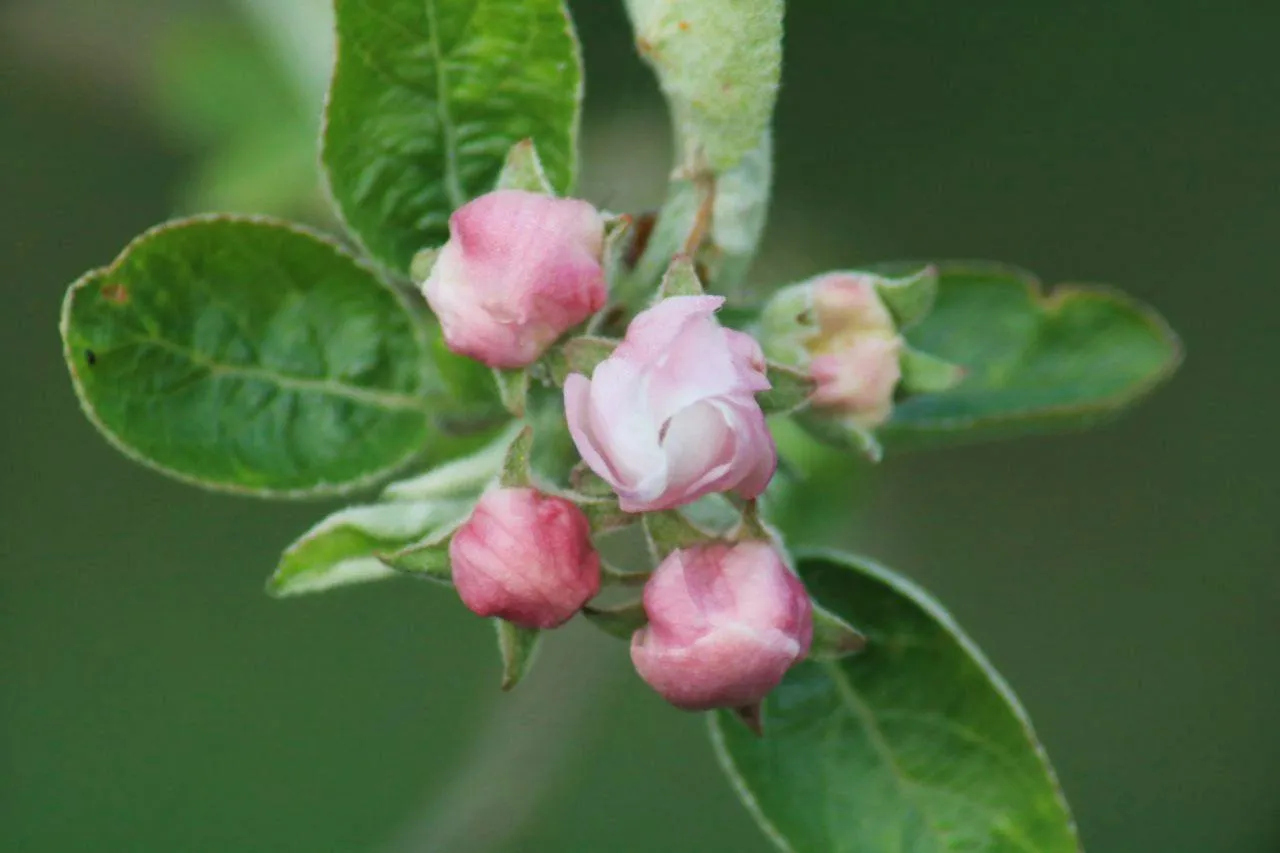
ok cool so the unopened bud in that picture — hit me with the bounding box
[630,542,812,710]
[450,488,601,629]
[423,190,608,369]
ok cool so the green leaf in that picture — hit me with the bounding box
[882,262,1183,449]
[583,599,648,641]
[269,498,473,597]
[624,0,783,172]
[706,131,773,294]
[759,362,816,415]
[323,0,583,272]
[496,621,541,691]
[60,216,438,498]
[711,551,1079,852]
[382,422,519,501]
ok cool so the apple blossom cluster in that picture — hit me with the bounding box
[419,189,896,713]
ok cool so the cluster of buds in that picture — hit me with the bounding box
[418,184,866,715]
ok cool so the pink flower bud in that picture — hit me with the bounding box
[423,190,608,368]
[631,542,813,710]
[810,334,903,427]
[805,275,903,427]
[449,488,601,629]
[564,296,777,513]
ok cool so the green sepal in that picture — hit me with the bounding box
[899,346,967,395]
[874,264,939,329]
[570,462,616,498]
[495,138,556,194]
[794,411,885,464]
[377,529,456,584]
[496,621,541,691]
[643,510,717,563]
[583,600,648,641]
[494,368,530,417]
[500,425,535,488]
[577,497,636,535]
[807,602,868,661]
[658,255,706,299]
[758,361,816,415]
[410,247,439,284]
[546,336,619,385]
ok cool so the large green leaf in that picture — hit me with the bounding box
[881,262,1181,449]
[322,0,583,273]
[61,216,439,497]
[712,551,1079,853]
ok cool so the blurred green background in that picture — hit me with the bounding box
[3,1,1276,851]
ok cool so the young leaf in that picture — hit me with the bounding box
[323,0,583,272]
[61,216,439,498]
[382,422,520,502]
[624,0,783,172]
[881,262,1183,449]
[705,131,773,294]
[711,550,1080,852]
[496,621,541,691]
[269,499,474,597]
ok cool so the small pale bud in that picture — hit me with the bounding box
[450,488,601,629]
[564,296,777,513]
[630,542,812,710]
[761,272,905,428]
[423,190,608,369]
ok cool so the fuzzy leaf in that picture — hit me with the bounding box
[624,0,782,171]
[269,499,473,597]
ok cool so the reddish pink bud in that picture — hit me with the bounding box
[423,190,608,368]
[564,296,777,513]
[630,542,813,710]
[450,488,601,629]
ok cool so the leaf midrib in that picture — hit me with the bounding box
[423,0,466,208]
[823,661,1041,853]
[120,336,430,412]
